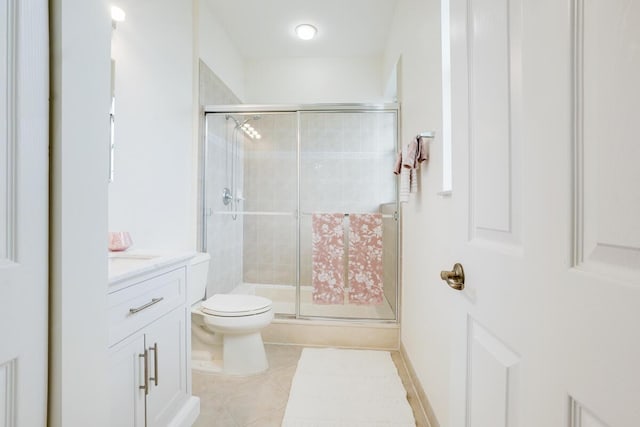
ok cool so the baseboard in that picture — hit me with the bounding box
[399,343,441,427]
[168,396,200,427]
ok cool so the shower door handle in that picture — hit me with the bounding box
[440,263,465,290]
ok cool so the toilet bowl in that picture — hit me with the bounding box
[189,253,274,375]
[196,294,273,375]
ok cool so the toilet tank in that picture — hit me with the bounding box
[188,252,211,305]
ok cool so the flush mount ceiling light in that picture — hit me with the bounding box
[111,6,126,22]
[295,24,317,41]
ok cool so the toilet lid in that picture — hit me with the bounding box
[201,294,272,317]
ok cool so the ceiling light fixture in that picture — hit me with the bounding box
[295,24,317,41]
[111,6,126,29]
[111,6,126,22]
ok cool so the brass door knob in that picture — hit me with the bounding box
[440,263,465,290]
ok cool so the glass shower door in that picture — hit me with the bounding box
[241,113,298,316]
[298,110,399,320]
[205,106,399,321]
[204,112,298,316]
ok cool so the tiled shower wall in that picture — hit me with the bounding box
[200,61,244,296]
[242,112,398,296]
[243,114,298,284]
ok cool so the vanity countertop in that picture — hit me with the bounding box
[108,250,196,286]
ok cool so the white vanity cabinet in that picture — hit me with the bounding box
[144,307,187,426]
[108,255,198,427]
[109,333,146,427]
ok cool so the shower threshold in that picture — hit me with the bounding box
[262,317,399,350]
[231,282,396,321]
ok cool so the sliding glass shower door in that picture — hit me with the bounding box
[241,113,298,315]
[204,112,298,316]
[203,106,399,322]
[298,111,398,320]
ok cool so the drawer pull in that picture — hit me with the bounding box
[149,342,159,387]
[139,350,149,395]
[129,297,164,315]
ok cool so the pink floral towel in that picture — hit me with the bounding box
[312,213,346,304]
[348,214,384,305]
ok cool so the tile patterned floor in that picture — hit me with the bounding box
[192,344,429,427]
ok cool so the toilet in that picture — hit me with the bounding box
[189,253,274,375]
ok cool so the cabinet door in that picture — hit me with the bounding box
[144,307,188,427]
[109,333,146,427]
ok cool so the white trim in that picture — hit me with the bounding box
[0,0,16,265]
[466,0,523,250]
[466,317,520,427]
[569,397,609,427]
[166,396,200,427]
[571,0,585,269]
[0,359,16,427]
[571,0,640,284]
[441,0,453,193]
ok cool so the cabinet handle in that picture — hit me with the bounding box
[129,297,164,315]
[149,342,159,387]
[138,349,149,395]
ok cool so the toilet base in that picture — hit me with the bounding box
[192,305,273,376]
[221,331,268,375]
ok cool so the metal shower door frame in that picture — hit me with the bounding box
[202,103,400,323]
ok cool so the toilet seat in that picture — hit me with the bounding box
[201,294,272,317]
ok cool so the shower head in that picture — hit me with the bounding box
[226,114,262,139]
[225,114,261,126]
[225,114,260,120]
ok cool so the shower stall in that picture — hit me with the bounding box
[202,104,399,322]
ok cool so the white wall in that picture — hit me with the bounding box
[49,0,111,425]
[384,0,455,425]
[244,56,386,104]
[199,0,246,101]
[108,0,196,251]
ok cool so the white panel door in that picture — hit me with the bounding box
[445,0,640,425]
[0,0,48,426]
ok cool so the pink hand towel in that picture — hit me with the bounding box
[402,138,419,169]
[418,136,430,163]
[399,168,411,202]
[410,168,418,193]
[393,151,402,175]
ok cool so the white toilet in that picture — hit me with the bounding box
[189,253,274,375]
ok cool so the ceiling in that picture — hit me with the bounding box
[204,0,399,59]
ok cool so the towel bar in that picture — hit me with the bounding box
[301,212,395,219]
[212,211,397,219]
[418,131,435,139]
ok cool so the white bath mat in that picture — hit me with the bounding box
[282,348,416,427]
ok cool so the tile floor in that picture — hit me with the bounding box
[192,344,429,427]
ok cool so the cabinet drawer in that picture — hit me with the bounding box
[108,267,186,346]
